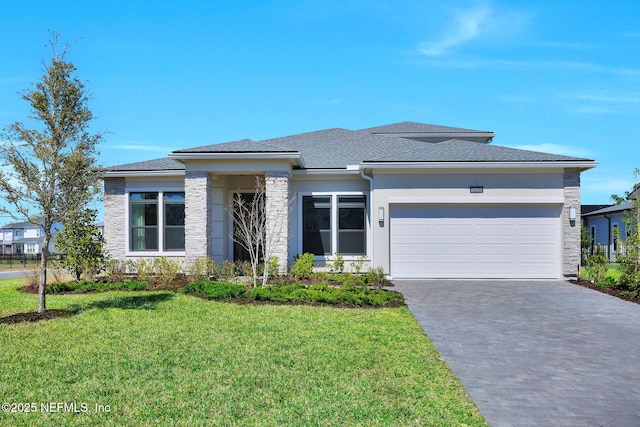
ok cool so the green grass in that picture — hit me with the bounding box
[0,279,487,426]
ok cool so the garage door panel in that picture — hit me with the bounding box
[476,244,514,256]
[390,204,561,279]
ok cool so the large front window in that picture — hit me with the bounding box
[337,196,366,255]
[302,194,366,256]
[130,192,185,252]
[303,196,332,255]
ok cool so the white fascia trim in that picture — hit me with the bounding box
[292,169,361,175]
[102,171,185,178]
[169,152,306,168]
[387,196,565,204]
[362,161,598,170]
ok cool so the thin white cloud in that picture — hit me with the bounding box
[421,57,640,76]
[419,5,492,57]
[505,143,594,159]
[568,94,640,104]
[582,176,637,198]
[110,144,168,153]
[564,92,640,114]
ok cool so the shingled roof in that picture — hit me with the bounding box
[173,139,296,153]
[105,157,185,172]
[104,122,595,172]
[363,139,583,163]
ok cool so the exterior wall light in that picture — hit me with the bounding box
[378,206,385,222]
[569,207,576,220]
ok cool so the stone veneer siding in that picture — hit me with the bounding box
[184,171,212,263]
[265,171,289,273]
[563,169,581,278]
[104,178,126,260]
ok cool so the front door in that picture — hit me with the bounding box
[232,193,264,262]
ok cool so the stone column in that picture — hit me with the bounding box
[185,171,212,263]
[563,169,581,278]
[104,178,126,261]
[265,171,289,273]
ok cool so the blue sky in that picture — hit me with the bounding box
[1,0,639,219]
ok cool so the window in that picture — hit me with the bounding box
[130,193,159,251]
[130,191,185,252]
[337,196,366,255]
[302,194,367,256]
[25,243,36,254]
[164,192,185,251]
[303,196,332,255]
[613,224,619,252]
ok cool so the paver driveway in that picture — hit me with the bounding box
[394,280,640,427]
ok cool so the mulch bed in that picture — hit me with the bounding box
[0,309,75,324]
[569,279,640,305]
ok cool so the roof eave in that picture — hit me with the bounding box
[361,160,598,170]
[168,152,306,168]
[102,170,186,178]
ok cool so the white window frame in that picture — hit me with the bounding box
[297,191,369,260]
[125,186,186,257]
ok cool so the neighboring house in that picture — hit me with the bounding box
[102,121,597,279]
[0,220,59,255]
[582,189,640,261]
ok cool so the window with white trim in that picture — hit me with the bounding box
[302,194,367,256]
[130,192,185,252]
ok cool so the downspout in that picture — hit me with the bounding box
[359,166,374,265]
[604,214,611,261]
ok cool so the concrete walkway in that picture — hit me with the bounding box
[393,280,640,427]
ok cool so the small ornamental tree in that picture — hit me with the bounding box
[229,176,291,287]
[55,209,105,282]
[617,170,640,290]
[0,35,102,312]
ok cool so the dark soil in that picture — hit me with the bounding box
[569,279,640,305]
[0,309,75,324]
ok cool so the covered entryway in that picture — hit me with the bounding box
[389,204,562,279]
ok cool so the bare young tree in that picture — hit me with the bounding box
[229,176,291,287]
[0,35,102,313]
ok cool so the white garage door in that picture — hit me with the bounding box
[390,205,562,279]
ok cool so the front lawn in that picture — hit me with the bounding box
[0,279,487,426]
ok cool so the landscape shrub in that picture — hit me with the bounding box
[187,256,215,282]
[182,280,247,299]
[153,257,183,287]
[290,253,315,279]
[247,282,402,306]
[266,256,280,279]
[351,255,368,275]
[220,260,238,281]
[106,259,130,283]
[47,279,149,294]
[330,253,345,273]
[132,258,156,284]
[366,266,387,289]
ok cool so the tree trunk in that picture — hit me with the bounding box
[38,233,50,313]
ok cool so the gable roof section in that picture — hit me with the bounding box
[361,121,490,134]
[173,139,296,153]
